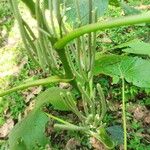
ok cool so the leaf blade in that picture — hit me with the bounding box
[94,54,150,88]
[9,110,49,150]
[35,87,75,111]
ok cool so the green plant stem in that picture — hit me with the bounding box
[56,49,74,79]
[65,48,81,78]
[61,92,85,121]
[89,129,114,149]
[54,124,87,131]
[56,48,80,91]
[23,22,38,55]
[9,0,38,64]
[55,0,62,37]
[88,0,92,71]
[46,113,71,125]
[23,20,36,41]
[21,0,36,17]
[76,38,88,81]
[49,0,57,37]
[81,36,88,71]
[54,12,150,49]
[47,113,87,131]
[122,77,127,150]
[89,9,97,80]
[97,84,107,122]
[0,76,71,97]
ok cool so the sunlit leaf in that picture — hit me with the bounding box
[98,127,114,149]
[116,39,150,56]
[8,86,75,149]
[94,54,122,77]
[64,0,109,26]
[44,0,109,26]
[94,54,150,88]
[35,87,75,111]
[120,2,141,16]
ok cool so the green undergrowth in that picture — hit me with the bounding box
[96,75,150,149]
[0,0,14,47]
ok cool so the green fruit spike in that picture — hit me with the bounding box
[98,127,115,149]
[85,114,94,125]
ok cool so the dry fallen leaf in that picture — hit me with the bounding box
[0,118,14,138]
[144,113,150,124]
[101,37,112,44]
[119,145,124,150]
[23,100,35,117]
[59,82,71,89]
[23,86,42,103]
[65,138,80,150]
[135,5,150,10]
[133,106,145,120]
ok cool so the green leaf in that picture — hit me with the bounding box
[120,2,141,16]
[9,110,49,150]
[8,86,74,149]
[117,39,150,56]
[94,54,122,77]
[64,0,109,26]
[106,125,124,145]
[35,87,75,111]
[109,0,120,7]
[109,1,141,15]
[98,127,114,149]
[94,54,150,88]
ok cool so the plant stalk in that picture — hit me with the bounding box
[54,124,87,131]
[0,76,71,97]
[54,12,150,49]
[122,77,127,150]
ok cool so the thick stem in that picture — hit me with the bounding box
[0,76,71,97]
[54,12,150,49]
[56,49,74,79]
[56,49,79,90]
